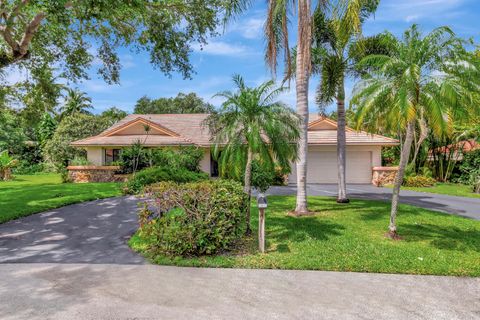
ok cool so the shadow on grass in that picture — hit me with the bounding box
[401,223,480,253]
[267,215,345,243]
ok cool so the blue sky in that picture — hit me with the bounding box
[28,0,480,114]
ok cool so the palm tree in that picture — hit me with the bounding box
[59,88,93,118]
[351,25,480,238]
[206,75,301,234]
[311,0,380,203]
[265,0,314,214]
[0,150,18,181]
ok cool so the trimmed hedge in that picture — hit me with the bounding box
[403,175,436,187]
[138,179,248,257]
[123,166,208,194]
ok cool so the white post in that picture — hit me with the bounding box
[259,208,265,253]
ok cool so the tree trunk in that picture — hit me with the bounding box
[336,77,348,203]
[294,0,312,214]
[244,147,253,235]
[411,117,428,169]
[389,120,415,238]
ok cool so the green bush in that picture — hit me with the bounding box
[124,166,208,194]
[119,145,205,174]
[12,160,45,174]
[403,175,437,187]
[119,141,150,174]
[458,149,480,193]
[151,146,204,172]
[69,156,91,166]
[138,179,248,257]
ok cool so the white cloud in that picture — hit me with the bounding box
[121,54,136,69]
[191,41,253,57]
[405,15,420,23]
[233,18,264,39]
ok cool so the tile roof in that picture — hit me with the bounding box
[71,113,398,147]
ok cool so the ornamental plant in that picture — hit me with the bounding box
[138,180,248,257]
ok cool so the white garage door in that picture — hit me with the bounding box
[289,151,372,184]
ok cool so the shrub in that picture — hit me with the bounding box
[222,160,288,191]
[403,175,436,187]
[69,156,91,166]
[458,149,480,193]
[151,146,204,172]
[12,160,45,174]
[139,179,248,256]
[124,165,208,194]
[119,141,150,174]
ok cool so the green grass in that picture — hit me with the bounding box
[0,174,122,223]
[130,196,480,276]
[388,183,480,199]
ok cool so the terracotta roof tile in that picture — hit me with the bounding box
[71,113,398,147]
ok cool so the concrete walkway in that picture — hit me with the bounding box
[267,184,480,220]
[1,263,479,320]
[0,196,144,264]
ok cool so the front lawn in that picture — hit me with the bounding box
[389,183,480,199]
[0,174,121,223]
[130,196,480,276]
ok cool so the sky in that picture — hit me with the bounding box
[8,0,480,114]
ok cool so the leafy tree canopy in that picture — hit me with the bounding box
[134,92,214,114]
[0,109,26,154]
[0,0,246,83]
[43,113,110,168]
[100,106,128,125]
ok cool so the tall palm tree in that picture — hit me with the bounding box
[351,25,480,238]
[206,75,301,234]
[59,88,93,118]
[265,0,314,214]
[311,0,380,203]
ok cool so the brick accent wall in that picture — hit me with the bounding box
[67,166,126,183]
[372,167,398,187]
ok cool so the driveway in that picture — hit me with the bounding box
[267,184,480,220]
[1,263,479,320]
[0,196,144,264]
[1,196,479,319]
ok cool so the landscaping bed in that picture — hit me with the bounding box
[130,195,480,277]
[0,174,121,223]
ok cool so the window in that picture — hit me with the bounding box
[104,149,121,165]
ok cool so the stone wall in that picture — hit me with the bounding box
[372,166,398,187]
[67,166,126,183]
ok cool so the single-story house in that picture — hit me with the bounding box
[70,113,398,184]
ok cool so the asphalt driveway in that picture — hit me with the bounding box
[267,184,480,220]
[0,196,144,264]
[1,193,479,319]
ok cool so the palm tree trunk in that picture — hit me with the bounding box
[294,0,311,214]
[336,78,349,203]
[389,120,415,238]
[243,147,253,234]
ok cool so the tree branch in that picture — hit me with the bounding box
[19,11,46,54]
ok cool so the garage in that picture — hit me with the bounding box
[288,149,374,184]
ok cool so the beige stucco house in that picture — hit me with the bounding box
[71,113,398,184]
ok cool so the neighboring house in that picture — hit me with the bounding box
[428,139,479,161]
[71,114,398,184]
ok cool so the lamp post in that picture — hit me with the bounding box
[257,193,267,253]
